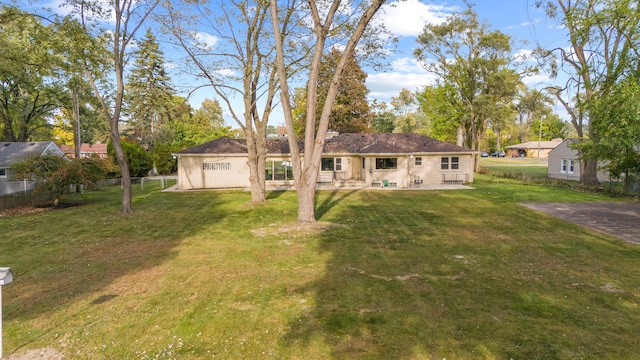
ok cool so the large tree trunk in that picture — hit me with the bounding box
[110,128,133,213]
[580,157,599,186]
[246,134,267,203]
[295,169,317,223]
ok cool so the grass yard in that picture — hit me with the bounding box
[1,178,640,359]
[479,157,549,183]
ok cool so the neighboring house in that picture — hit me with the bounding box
[505,138,563,158]
[0,141,66,195]
[59,143,109,159]
[547,139,612,182]
[80,143,108,159]
[173,133,475,190]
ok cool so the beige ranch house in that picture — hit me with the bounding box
[174,133,475,190]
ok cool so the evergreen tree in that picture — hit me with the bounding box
[295,48,371,135]
[125,28,175,147]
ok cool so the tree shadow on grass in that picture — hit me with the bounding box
[281,191,640,359]
[314,189,360,220]
[1,189,241,324]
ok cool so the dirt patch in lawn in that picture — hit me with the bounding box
[251,221,340,238]
[521,202,640,244]
[4,348,64,360]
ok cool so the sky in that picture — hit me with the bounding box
[365,0,563,101]
[28,0,569,126]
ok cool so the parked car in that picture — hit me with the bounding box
[481,152,489,157]
[491,151,506,157]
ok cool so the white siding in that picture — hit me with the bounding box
[177,156,250,190]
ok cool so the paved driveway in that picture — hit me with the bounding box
[521,202,640,244]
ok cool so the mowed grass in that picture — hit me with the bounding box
[2,179,640,359]
[480,157,549,182]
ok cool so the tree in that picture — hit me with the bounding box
[536,0,640,185]
[585,77,640,190]
[70,0,161,213]
[414,5,528,168]
[162,0,300,204]
[197,99,225,129]
[390,88,425,133]
[515,87,554,143]
[10,155,109,205]
[531,113,571,141]
[416,83,463,143]
[125,28,176,148]
[107,139,153,178]
[166,97,231,149]
[0,7,67,142]
[270,0,388,223]
[295,48,372,135]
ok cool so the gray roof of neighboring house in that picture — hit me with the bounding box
[506,140,564,150]
[0,141,65,167]
[175,133,474,156]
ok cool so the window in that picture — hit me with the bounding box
[335,158,342,171]
[415,157,422,166]
[321,158,334,171]
[441,157,449,170]
[375,158,397,169]
[265,161,274,180]
[266,161,293,180]
[568,159,574,174]
[451,157,459,170]
[0,168,6,178]
[441,157,459,170]
[561,159,567,173]
[362,158,366,169]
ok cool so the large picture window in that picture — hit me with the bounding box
[376,158,397,169]
[266,161,293,180]
[321,158,334,171]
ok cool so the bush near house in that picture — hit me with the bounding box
[9,155,111,205]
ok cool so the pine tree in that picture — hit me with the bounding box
[125,28,175,147]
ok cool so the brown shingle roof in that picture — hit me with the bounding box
[175,133,473,155]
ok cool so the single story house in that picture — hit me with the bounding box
[173,133,476,190]
[0,141,66,195]
[547,139,612,182]
[59,143,109,159]
[505,138,563,158]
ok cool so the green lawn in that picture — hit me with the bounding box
[1,179,639,359]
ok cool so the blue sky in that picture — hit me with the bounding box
[30,0,568,126]
[365,0,564,101]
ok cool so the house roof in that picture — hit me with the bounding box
[506,139,563,150]
[175,133,474,156]
[80,143,108,154]
[547,138,580,156]
[0,141,65,167]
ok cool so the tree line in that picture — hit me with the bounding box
[2,0,639,221]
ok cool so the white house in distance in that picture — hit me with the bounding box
[173,133,476,190]
[0,141,66,195]
[547,139,612,182]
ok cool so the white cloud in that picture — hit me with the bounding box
[366,57,438,101]
[191,31,219,51]
[378,0,455,37]
[522,73,552,85]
